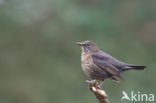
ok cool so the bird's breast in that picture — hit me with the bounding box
[81,53,100,78]
[81,54,94,76]
[81,53,109,80]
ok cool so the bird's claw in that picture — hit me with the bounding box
[97,85,102,90]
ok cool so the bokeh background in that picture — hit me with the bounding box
[0,0,156,103]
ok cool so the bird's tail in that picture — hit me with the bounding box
[122,65,146,71]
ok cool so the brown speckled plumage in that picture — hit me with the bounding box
[77,40,146,86]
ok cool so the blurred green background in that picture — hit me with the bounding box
[0,0,156,103]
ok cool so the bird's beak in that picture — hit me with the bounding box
[76,42,84,46]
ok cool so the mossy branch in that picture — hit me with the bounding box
[86,80,109,103]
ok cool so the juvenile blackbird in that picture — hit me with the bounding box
[77,40,146,87]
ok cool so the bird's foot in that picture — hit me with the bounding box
[86,80,98,90]
[86,80,103,90]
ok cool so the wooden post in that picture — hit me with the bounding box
[86,80,109,103]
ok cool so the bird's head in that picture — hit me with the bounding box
[77,40,99,54]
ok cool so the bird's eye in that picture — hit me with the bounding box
[86,44,90,47]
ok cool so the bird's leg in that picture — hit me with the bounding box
[98,80,106,89]
[86,80,105,89]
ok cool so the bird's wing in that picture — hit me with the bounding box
[92,53,123,79]
[92,51,125,70]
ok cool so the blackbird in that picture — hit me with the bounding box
[77,40,146,87]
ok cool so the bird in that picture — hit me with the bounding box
[77,40,146,87]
